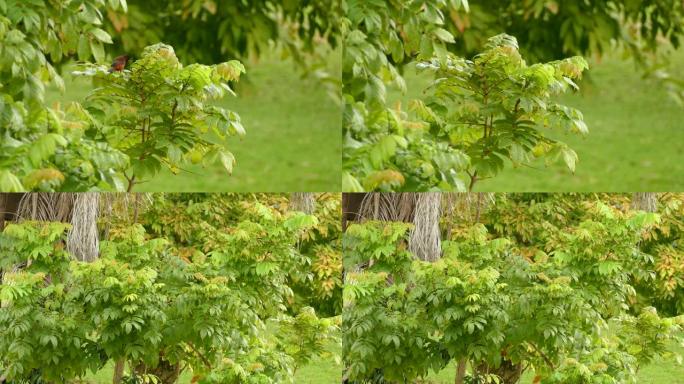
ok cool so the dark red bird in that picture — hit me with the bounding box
[108,55,129,73]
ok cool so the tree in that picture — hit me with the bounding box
[0,193,341,383]
[409,192,442,261]
[342,0,471,192]
[448,0,684,63]
[0,0,131,192]
[67,192,100,262]
[104,0,342,66]
[290,193,317,214]
[343,20,588,191]
[343,194,684,383]
[411,34,588,190]
[73,43,246,191]
[2,1,300,192]
[342,0,684,192]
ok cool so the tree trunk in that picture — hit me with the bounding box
[409,192,442,261]
[455,358,467,384]
[290,192,316,214]
[631,192,658,212]
[0,194,6,231]
[358,193,416,222]
[16,193,74,222]
[67,193,100,262]
[113,359,125,384]
[357,193,443,261]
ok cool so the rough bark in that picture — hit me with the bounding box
[358,193,416,222]
[67,192,100,262]
[290,192,316,214]
[631,192,658,212]
[17,193,74,222]
[355,193,443,261]
[409,192,442,261]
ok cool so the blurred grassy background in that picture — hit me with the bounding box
[390,50,684,192]
[47,52,342,192]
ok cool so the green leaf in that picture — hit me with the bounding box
[255,262,278,276]
[597,261,621,275]
[167,145,182,164]
[28,134,66,166]
[342,172,364,192]
[89,28,113,44]
[433,28,455,43]
[90,41,105,63]
[0,171,24,192]
[561,146,578,173]
[78,34,91,61]
[219,151,235,175]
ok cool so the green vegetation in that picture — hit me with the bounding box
[0,193,342,383]
[390,51,684,191]
[47,53,342,192]
[425,338,684,383]
[0,0,341,192]
[342,0,684,192]
[81,336,341,384]
[343,193,684,383]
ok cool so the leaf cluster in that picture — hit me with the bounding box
[342,203,683,383]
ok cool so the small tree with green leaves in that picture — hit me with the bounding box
[344,33,588,191]
[413,34,589,190]
[74,43,246,191]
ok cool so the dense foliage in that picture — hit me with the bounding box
[0,0,129,192]
[0,194,341,383]
[342,0,470,192]
[485,193,684,318]
[341,0,684,192]
[136,193,343,317]
[0,0,339,192]
[73,44,246,191]
[343,195,684,383]
[103,0,342,66]
[0,1,249,192]
[344,33,588,191]
[447,1,684,62]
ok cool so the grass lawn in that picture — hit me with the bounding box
[389,49,684,192]
[46,51,342,192]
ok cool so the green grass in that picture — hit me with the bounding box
[390,49,684,192]
[47,52,342,192]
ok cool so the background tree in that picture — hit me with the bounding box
[103,0,342,66]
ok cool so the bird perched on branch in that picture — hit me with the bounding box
[108,55,129,73]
